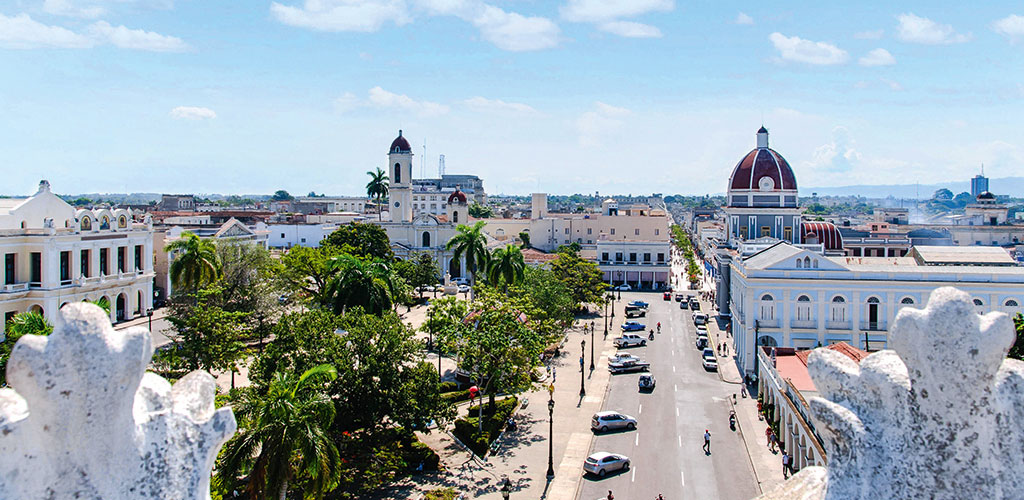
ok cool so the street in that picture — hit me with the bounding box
[578,291,759,500]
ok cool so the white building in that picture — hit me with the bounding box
[596,239,671,289]
[724,241,1024,375]
[266,223,342,249]
[1,181,155,335]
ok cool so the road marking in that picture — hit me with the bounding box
[632,467,636,482]
[635,434,639,446]
[681,470,685,486]
[678,435,682,447]
[673,365,676,373]
[638,404,642,415]
[676,407,680,417]
[674,384,678,392]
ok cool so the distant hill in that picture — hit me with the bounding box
[803,177,1024,199]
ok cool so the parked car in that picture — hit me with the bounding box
[609,359,651,374]
[674,293,685,302]
[692,312,708,326]
[583,452,631,477]
[638,374,656,391]
[625,305,646,318]
[679,299,689,309]
[591,411,638,432]
[702,356,718,371]
[616,284,632,291]
[609,352,642,364]
[690,299,701,310]
[457,284,471,293]
[695,333,708,350]
[627,300,649,309]
[452,277,470,285]
[614,334,647,348]
[621,321,646,332]
[663,291,672,301]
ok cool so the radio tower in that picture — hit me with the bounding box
[438,154,446,178]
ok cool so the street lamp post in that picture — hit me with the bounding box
[589,320,595,370]
[603,296,609,338]
[146,310,153,332]
[546,384,555,479]
[579,339,586,397]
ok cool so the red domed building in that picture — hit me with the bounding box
[724,127,804,243]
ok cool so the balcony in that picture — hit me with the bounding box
[1,283,29,293]
[826,320,851,330]
[860,321,887,331]
[790,319,818,330]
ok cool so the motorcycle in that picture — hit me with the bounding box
[729,410,736,431]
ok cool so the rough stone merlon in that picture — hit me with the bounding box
[0,302,236,500]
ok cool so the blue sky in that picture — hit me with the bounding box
[2,1,1023,197]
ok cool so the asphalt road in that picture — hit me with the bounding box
[578,291,759,500]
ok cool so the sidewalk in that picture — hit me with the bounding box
[378,315,618,499]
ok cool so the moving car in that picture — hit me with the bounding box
[621,321,646,332]
[663,291,672,301]
[692,312,708,326]
[614,334,647,348]
[690,299,701,310]
[609,359,651,374]
[679,299,689,309]
[591,411,638,432]
[583,452,631,477]
[625,305,646,318]
[627,300,649,309]
[609,352,642,364]
[675,293,686,302]
[638,374,656,391]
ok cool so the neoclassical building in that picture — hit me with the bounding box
[724,127,803,244]
[1,181,155,336]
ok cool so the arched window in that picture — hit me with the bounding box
[812,259,819,268]
[867,297,880,304]
[832,296,845,303]
[759,294,775,321]
[796,259,803,268]
[830,296,847,322]
[453,211,459,223]
[796,295,812,321]
[422,232,431,247]
[81,217,92,231]
[1005,299,1019,307]
[901,297,915,305]
[100,216,110,230]
[973,299,984,306]
[803,256,811,268]
[118,215,127,228]
[797,295,811,302]
[394,162,401,183]
[761,294,774,301]
[20,221,26,229]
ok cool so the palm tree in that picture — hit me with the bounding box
[165,231,222,295]
[366,167,389,221]
[326,254,402,315]
[219,364,341,500]
[446,221,489,297]
[486,244,525,291]
[1,311,53,387]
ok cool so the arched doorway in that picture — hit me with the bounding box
[448,257,461,279]
[116,293,126,321]
[422,231,431,247]
[29,304,44,316]
[757,335,779,347]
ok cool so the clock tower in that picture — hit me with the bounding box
[388,130,414,223]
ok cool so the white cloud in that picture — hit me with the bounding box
[577,101,631,146]
[598,20,661,38]
[170,106,217,120]
[463,96,537,114]
[471,5,560,51]
[270,0,411,32]
[560,0,673,23]
[769,32,848,65]
[43,0,104,18]
[858,48,896,66]
[896,13,970,44]
[367,86,449,117]
[804,126,861,173]
[992,14,1024,41]
[333,92,360,113]
[0,12,187,51]
[854,29,884,40]
[735,12,753,25]
[0,12,94,48]
[87,21,188,51]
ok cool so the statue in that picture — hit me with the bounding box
[0,303,236,500]
[758,287,1024,500]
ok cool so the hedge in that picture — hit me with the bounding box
[452,397,518,457]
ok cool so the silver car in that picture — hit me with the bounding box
[608,352,641,364]
[591,411,638,432]
[583,451,631,477]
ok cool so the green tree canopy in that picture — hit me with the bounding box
[271,189,293,201]
[486,244,525,290]
[1010,313,1024,361]
[548,249,606,308]
[219,364,340,500]
[393,252,439,298]
[326,255,403,315]
[323,223,393,261]
[518,231,531,249]
[159,286,249,374]
[366,168,389,222]
[1,311,53,387]
[933,188,954,201]
[468,203,493,218]
[279,245,342,306]
[446,221,489,291]
[165,232,222,295]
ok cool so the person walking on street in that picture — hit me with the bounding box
[606,491,614,500]
[782,452,791,479]
[703,429,711,454]
[758,401,764,420]
[769,429,778,453]
[765,426,772,446]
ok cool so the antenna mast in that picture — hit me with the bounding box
[438,154,446,178]
[421,139,426,178]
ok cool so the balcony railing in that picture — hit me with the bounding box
[1,283,29,293]
[860,321,886,331]
[790,319,817,329]
[826,320,851,330]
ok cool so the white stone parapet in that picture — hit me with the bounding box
[757,286,1024,500]
[0,303,236,500]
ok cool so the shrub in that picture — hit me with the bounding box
[441,389,471,403]
[453,397,518,457]
[424,487,459,500]
[438,381,458,393]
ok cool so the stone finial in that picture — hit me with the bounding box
[756,286,1024,500]
[0,303,236,500]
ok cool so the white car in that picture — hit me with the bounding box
[591,411,638,432]
[692,312,708,326]
[614,334,647,348]
[457,284,471,293]
[616,284,632,291]
[702,356,718,371]
[609,352,641,364]
[583,452,631,477]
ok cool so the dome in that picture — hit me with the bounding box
[801,221,843,251]
[728,128,797,192]
[976,191,996,201]
[389,130,412,154]
[447,189,467,204]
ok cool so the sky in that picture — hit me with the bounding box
[1,1,1024,197]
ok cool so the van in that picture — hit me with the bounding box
[625,305,646,318]
[692,312,708,326]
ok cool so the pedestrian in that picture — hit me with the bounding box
[765,426,772,446]
[703,429,711,454]
[770,430,778,452]
[757,401,764,420]
[607,491,614,500]
[782,452,791,478]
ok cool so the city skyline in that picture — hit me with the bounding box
[2,1,1023,195]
